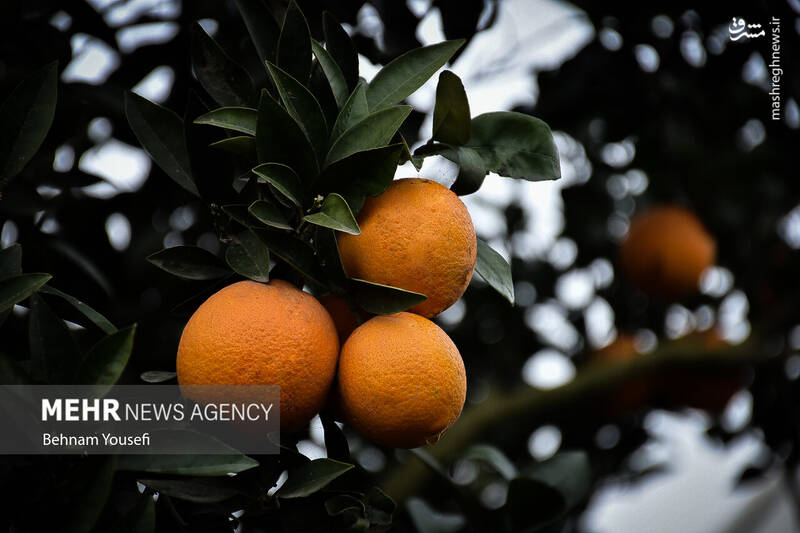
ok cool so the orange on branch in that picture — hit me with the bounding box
[338,178,477,318]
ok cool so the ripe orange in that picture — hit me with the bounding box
[337,312,466,448]
[620,206,715,299]
[176,280,339,431]
[591,334,651,414]
[337,178,477,318]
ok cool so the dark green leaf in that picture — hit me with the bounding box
[0,61,58,188]
[147,246,230,280]
[125,92,198,196]
[277,458,354,498]
[320,412,350,462]
[314,227,348,291]
[77,325,136,388]
[350,278,427,315]
[139,478,240,503]
[322,12,358,91]
[115,494,155,533]
[233,0,280,65]
[225,229,271,282]
[505,477,565,531]
[367,40,464,110]
[209,135,257,159]
[303,193,360,235]
[254,230,326,287]
[252,163,304,207]
[325,105,411,166]
[223,204,256,227]
[39,285,117,335]
[194,107,257,135]
[191,22,255,107]
[413,141,486,195]
[65,457,117,533]
[312,40,348,108]
[140,370,177,383]
[310,61,340,128]
[523,451,591,509]
[266,61,328,156]
[256,89,318,182]
[366,487,396,526]
[315,144,403,197]
[406,498,465,533]
[119,442,258,475]
[451,112,560,194]
[325,494,365,516]
[463,444,518,480]
[0,273,51,313]
[28,294,80,384]
[277,1,312,84]
[0,243,22,280]
[184,91,236,203]
[330,81,369,143]
[248,199,292,230]
[475,239,514,304]
[432,70,470,145]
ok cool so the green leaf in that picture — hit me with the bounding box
[256,89,318,182]
[406,498,465,533]
[65,457,117,533]
[322,12,359,91]
[225,229,271,283]
[330,81,369,143]
[432,71,470,145]
[277,458,354,498]
[147,246,230,280]
[367,40,464,110]
[366,487,396,526]
[266,61,328,156]
[325,494,365,516]
[118,442,258,476]
[209,136,257,159]
[115,494,155,533]
[248,199,292,230]
[314,227,348,291]
[350,278,427,315]
[303,193,360,235]
[28,294,80,384]
[0,61,58,188]
[463,444,518,480]
[320,412,350,462]
[39,285,117,335]
[138,478,240,503]
[442,112,560,195]
[252,163,304,207]
[317,145,404,197]
[325,105,411,166]
[310,61,340,128]
[233,0,280,65]
[475,239,514,304]
[254,230,327,287]
[190,22,255,107]
[277,1,312,84]
[523,451,591,509]
[140,370,177,383]
[312,40,348,108]
[194,107,257,136]
[125,91,198,196]
[77,325,136,388]
[223,204,256,227]
[0,273,51,313]
[0,243,22,280]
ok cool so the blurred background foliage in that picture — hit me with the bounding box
[1,0,799,531]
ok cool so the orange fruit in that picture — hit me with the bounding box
[337,178,477,318]
[337,312,466,448]
[591,334,651,414]
[620,206,715,299]
[318,292,368,343]
[176,280,339,431]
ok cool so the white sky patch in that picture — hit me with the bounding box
[62,34,120,84]
[132,65,175,104]
[79,139,151,195]
[117,22,179,53]
[522,349,576,389]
